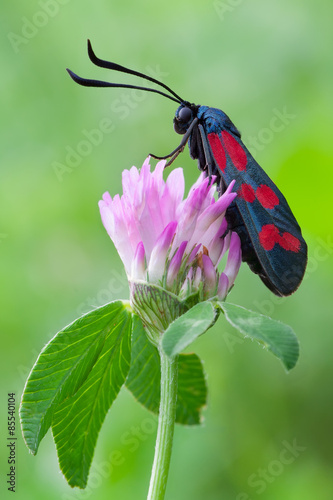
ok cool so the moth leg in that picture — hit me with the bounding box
[198,124,214,182]
[219,177,224,196]
[150,118,199,168]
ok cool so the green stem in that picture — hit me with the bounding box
[147,348,178,500]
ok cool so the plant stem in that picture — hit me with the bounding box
[147,348,178,500]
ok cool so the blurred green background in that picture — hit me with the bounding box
[1,1,333,499]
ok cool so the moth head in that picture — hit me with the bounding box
[174,104,196,135]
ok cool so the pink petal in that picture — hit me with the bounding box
[161,167,185,225]
[186,180,237,250]
[207,223,226,267]
[151,159,166,192]
[219,226,231,260]
[202,254,217,295]
[187,243,202,264]
[167,240,187,288]
[99,195,135,273]
[122,166,140,200]
[187,173,217,205]
[131,241,146,280]
[217,273,229,300]
[148,221,178,282]
[223,232,242,287]
[174,177,212,248]
[188,215,225,253]
[191,189,236,241]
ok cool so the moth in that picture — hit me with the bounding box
[67,40,307,296]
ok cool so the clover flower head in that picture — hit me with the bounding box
[99,158,241,305]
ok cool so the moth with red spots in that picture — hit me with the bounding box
[67,40,307,296]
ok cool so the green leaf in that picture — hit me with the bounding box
[126,315,207,425]
[126,315,160,414]
[20,301,132,488]
[176,353,207,425]
[217,301,299,371]
[161,301,217,357]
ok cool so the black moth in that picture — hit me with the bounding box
[67,40,307,296]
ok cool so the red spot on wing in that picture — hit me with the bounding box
[259,224,301,253]
[221,131,247,171]
[239,183,256,202]
[278,232,301,252]
[256,184,279,209]
[208,133,226,173]
[259,224,280,250]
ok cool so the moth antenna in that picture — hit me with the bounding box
[87,39,185,103]
[66,68,183,104]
